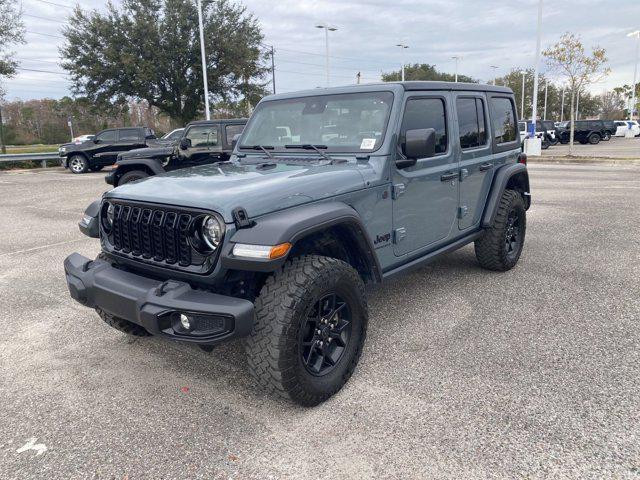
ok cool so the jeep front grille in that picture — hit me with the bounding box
[111,204,193,266]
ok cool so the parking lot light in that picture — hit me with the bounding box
[627,30,640,121]
[396,43,409,81]
[315,23,338,87]
[452,56,461,82]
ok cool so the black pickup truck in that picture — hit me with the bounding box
[59,127,157,174]
[106,119,247,187]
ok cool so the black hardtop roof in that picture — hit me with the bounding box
[262,81,512,102]
[187,118,248,127]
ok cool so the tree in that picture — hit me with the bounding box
[597,90,625,119]
[543,33,609,154]
[0,0,25,153]
[381,63,477,83]
[61,0,268,125]
[613,84,640,118]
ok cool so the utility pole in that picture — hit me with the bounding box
[560,87,565,122]
[396,43,409,81]
[0,104,6,154]
[530,0,542,131]
[627,30,640,121]
[490,65,499,85]
[452,56,460,82]
[270,45,276,94]
[196,0,210,120]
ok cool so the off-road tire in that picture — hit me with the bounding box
[96,308,150,337]
[119,170,149,185]
[474,189,526,271]
[89,165,104,172]
[245,255,368,407]
[68,155,88,174]
[588,133,600,144]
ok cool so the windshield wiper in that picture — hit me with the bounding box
[284,144,333,163]
[243,145,274,159]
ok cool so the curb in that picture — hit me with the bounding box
[530,156,640,166]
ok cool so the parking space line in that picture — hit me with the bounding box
[0,238,89,257]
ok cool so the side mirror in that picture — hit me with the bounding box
[397,128,436,168]
[145,134,156,140]
[93,138,100,144]
[231,133,241,150]
[179,137,191,150]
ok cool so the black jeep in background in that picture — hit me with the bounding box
[106,119,247,187]
[59,127,157,174]
[557,120,604,144]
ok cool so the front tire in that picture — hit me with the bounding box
[245,255,368,407]
[68,155,88,174]
[588,133,600,144]
[474,189,526,271]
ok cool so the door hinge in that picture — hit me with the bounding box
[393,227,406,243]
[459,168,469,181]
[458,206,468,218]
[392,183,406,199]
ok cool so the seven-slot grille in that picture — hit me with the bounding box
[110,203,194,266]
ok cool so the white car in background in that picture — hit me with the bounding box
[614,121,640,137]
[73,134,95,143]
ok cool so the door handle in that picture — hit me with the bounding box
[440,172,458,181]
[479,163,492,171]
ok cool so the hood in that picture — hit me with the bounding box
[118,145,174,161]
[105,160,370,222]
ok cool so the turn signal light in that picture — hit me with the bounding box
[518,153,527,165]
[233,242,292,260]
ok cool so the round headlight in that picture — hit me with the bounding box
[202,215,224,249]
[102,202,114,231]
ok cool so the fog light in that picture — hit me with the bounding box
[179,313,191,330]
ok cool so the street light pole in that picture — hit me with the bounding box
[452,56,460,82]
[520,71,527,119]
[316,23,338,87]
[543,80,548,120]
[530,0,542,131]
[627,30,640,121]
[196,0,210,120]
[396,43,409,81]
[269,45,276,94]
[490,65,499,85]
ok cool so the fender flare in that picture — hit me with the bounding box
[481,163,530,228]
[78,200,101,238]
[115,158,166,177]
[220,202,382,282]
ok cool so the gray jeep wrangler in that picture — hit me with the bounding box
[64,82,530,406]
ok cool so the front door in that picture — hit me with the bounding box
[392,94,459,256]
[91,129,119,164]
[181,124,221,166]
[453,93,494,230]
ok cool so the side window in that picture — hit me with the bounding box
[490,97,517,144]
[225,124,244,142]
[456,97,487,150]
[400,97,447,155]
[118,129,142,142]
[96,130,117,142]
[185,125,218,147]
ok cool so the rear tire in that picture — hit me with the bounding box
[96,308,150,336]
[68,155,88,174]
[245,255,368,407]
[475,189,526,272]
[588,133,600,144]
[118,170,149,185]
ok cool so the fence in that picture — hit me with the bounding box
[0,152,60,168]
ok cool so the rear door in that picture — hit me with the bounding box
[487,94,520,169]
[454,93,493,230]
[224,124,245,149]
[116,128,146,155]
[392,93,459,256]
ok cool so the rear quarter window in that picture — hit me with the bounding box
[490,97,517,144]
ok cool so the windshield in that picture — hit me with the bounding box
[240,91,394,153]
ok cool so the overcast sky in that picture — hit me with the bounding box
[4,0,640,101]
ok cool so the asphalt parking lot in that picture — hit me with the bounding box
[1,163,639,479]
[542,135,640,158]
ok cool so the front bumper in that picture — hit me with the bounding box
[63,253,255,344]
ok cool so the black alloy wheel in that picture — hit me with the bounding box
[504,208,524,263]
[299,293,352,376]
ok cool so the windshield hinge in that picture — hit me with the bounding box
[232,207,254,229]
